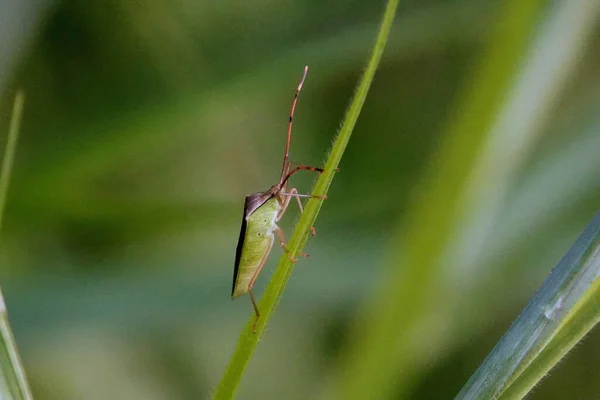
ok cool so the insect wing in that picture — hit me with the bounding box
[232,192,272,296]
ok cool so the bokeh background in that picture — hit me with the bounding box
[1,0,600,399]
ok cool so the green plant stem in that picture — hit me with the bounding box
[0,91,33,400]
[211,1,399,398]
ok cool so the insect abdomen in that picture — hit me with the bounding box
[232,198,280,298]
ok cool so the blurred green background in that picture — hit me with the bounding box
[1,0,600,399]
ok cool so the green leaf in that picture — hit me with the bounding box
[457,212,600,399]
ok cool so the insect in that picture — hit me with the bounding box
[232,66,325,331]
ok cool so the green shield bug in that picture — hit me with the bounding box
[232,66,325,332]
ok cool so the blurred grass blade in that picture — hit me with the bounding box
[0,289,32,400]
[330,1,547,399]
[212,0,399,399]
[449,0,600,276]
[457,212,600,399]
[0,91,33,400]
[0,92,24,229]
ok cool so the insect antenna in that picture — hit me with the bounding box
[279,66,309,186]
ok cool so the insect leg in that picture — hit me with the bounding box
[279,192,327,200]
[247,238,274,333]
[280,165,324,188]
[276,190,293,222]
[282,187,317,236]
[248,289,260,333]
[275,226,309,261]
